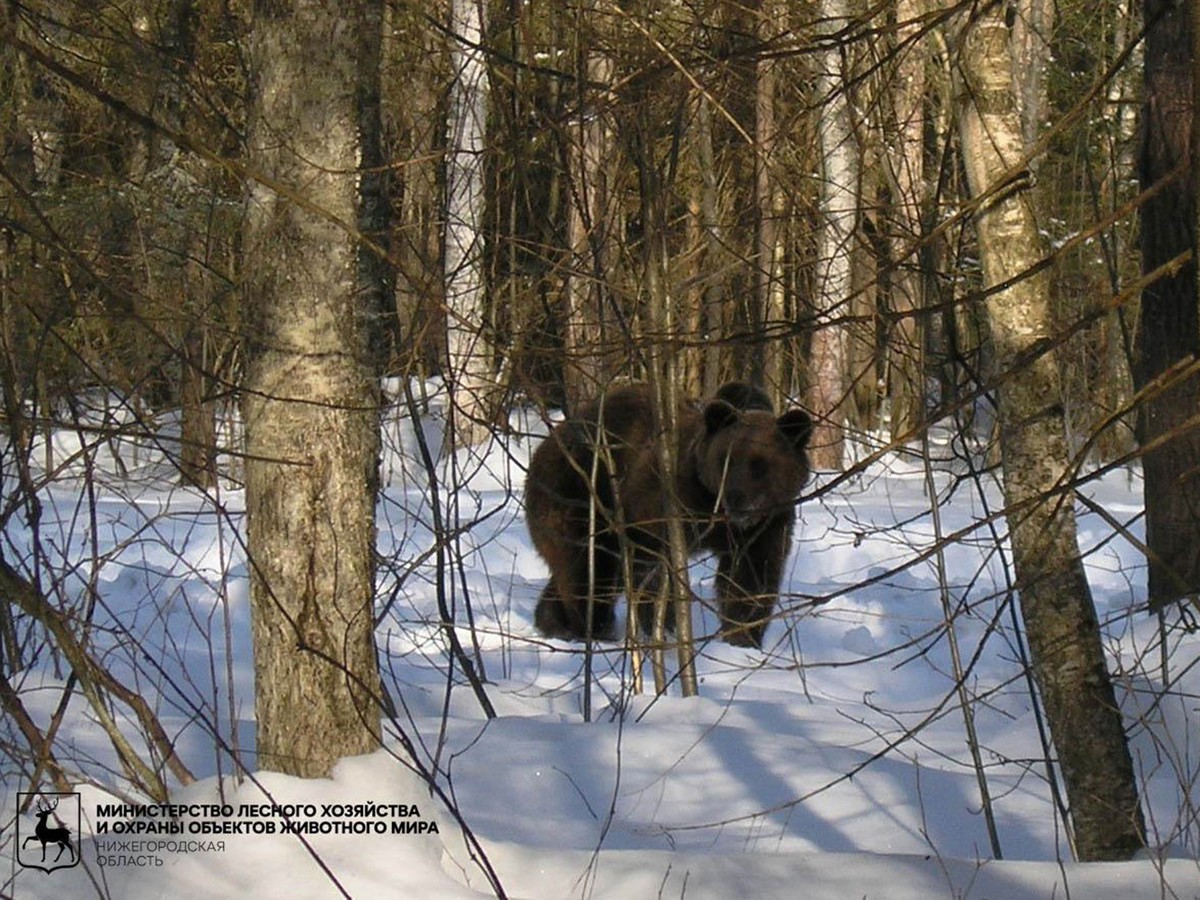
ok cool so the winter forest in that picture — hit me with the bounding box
[2,0,1200,897]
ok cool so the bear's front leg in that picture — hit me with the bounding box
[533,582,615,641]
[533,538,623,642]
[715,521,791,647]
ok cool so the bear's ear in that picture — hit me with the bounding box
[777,409,813,453]
[703,399,740,435]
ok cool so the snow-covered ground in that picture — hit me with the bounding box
[3,394,1198,898]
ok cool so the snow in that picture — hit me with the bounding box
[3,394,1199,898]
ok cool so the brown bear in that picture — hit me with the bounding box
[524,381,812,647]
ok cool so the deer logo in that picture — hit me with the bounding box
[17,792,80,874]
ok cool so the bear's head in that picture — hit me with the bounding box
[693,398,813,529]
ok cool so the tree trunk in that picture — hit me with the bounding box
[695,93,726,399]
[444,0,494,448]
[1095,0,1139,463]
[956,6,1145,860]
[809,0,856,470]
[714,0,758,382]
[167,1,218,491]
[756,0,788,405]
[563,22,618,413]
[385,2,444,378]
[179,321,216,489]
[886,0,926,440]
[1009,0,1053,150]
[1137,0,1200,611]
[633,103,698,698]
[242,0,383,777]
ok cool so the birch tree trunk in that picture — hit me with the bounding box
[242,0,383,777]
[956,5,1145,860]
[756,0,788,405]
[445,0,493,448]
[809,0,856,470]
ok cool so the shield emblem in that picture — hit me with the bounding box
[16,792,81,874]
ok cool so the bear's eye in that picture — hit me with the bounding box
[748,455,768,479]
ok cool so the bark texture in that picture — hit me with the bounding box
[445,0,494,448]
[1138,0,1200,611]
[886,0,926,440]
[242,0,383,777]
[756,0,788,406]
[956,7,1145,861]
[809,0,855,470]
[563,38,619,413]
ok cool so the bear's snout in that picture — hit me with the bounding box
[722,487,774,528]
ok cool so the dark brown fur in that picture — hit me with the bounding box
[524,382,812,647]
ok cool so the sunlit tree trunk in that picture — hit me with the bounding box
[242,0,383,777]
[1009,0,1053,149]
[756,0,788,405]
[563,9,618,412]
[1138,0,1200,611]
[956,4,1145,860]
[445,0,493,448]
[886,0,926,440]
[809,0,856,469]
